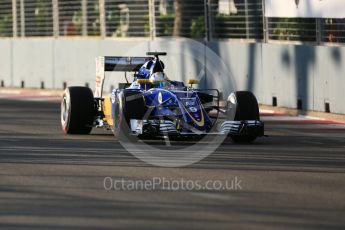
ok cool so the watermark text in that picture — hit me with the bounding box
[103,177,243,191]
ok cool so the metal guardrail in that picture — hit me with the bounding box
[57,0,150,37]
[322,19,345,43]
[154,0,205,38]
[105,0,150,37]
[210,0,263,40]
[267,18,317,42]
[0,0,344,45]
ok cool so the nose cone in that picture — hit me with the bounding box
[144,89,177,107]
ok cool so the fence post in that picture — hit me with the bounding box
[204,0,211,41]
[148,0,156,40]
[262,0,268,42]
[82,0,88,36]
[52,0,59,38]
[316,18,322,45]
[244,0,249,39]
[99,0,106,38]
[12,0,17,37]
[20,0,25,37]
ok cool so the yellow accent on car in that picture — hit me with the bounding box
[137,79,152,84]
[188,79,199,85]
[103,97,114,126]
[151,80,166,83]
[183,105,205,127]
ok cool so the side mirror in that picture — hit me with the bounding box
[188,79,199,86]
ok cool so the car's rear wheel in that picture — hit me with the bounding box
[61,86,95,134]
[228,91,260,143]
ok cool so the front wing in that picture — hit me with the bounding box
[129,119,264,137]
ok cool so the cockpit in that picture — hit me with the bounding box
[149,72,171,89]
[128,52,185,91]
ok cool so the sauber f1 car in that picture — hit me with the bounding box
[61,52,264,143]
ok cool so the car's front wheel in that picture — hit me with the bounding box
[227,91,260,143]
[113,90,146,141]
[61,86,95,134]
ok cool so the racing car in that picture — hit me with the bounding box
[61,52,264,143]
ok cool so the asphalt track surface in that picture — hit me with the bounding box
[1,98,345,230]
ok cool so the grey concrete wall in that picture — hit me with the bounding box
[315,46,345,114]
[12,39,54,88]
[260,44,345,114]
[0,38,344,114]
[210,42,345,114]
[0,39,12,87]
[54,39,99,89]
[207,42,263,102]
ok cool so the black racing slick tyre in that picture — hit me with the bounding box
[113,90,146,141]
[61,86,95,134]
[233,91,260,121]
[228,91,260,143]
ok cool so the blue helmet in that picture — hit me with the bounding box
[136,59,165,79]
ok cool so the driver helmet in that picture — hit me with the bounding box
[150,72,169,88]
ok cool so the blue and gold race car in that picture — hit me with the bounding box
[61,52,264,143]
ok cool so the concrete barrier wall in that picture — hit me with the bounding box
[0,39,12,87]
[260,44,345,114]
[0,38,344,114]
[207,42,263,102]
[209,42,345,114]
[13,39,54,88]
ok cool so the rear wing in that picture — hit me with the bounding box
[95,56,153,97]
